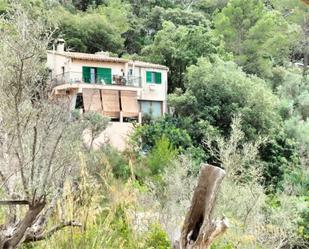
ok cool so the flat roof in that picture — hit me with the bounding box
[47,51,169,70]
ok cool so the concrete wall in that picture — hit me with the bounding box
[83,122,135,151]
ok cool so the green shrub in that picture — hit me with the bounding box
[298,205,309,241]
[104,146,131,180]
[132,115,193,152]
[281,165,309,196]
[259,131,300,190]
[132,116,207,174]
[210,243,234,249]
[85,146,131,180]
[143,224,172,249]
[146,136,178,175]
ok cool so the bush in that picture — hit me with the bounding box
[280,164,309,196]
[298,206,309,241]
[146,136,178,175]
[259,131,300,190]
[144,224,172,249]
[83,146,131,180]
[132,115,193,152]
[103,146,131,180]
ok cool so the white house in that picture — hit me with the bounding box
[47,39,169,124]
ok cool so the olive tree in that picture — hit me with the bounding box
[0,4,83,248]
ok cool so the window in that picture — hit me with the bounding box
[82,66,112,84]
[146,71,162,84]
[140,101,162,118]
[90,68,96,83]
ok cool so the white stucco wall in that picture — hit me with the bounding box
[47,52,71,76]
[138,67,168,113]
[70,59,126,77]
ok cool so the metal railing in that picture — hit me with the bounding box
[51,71,142,87]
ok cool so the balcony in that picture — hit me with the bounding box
[51,71,142,88]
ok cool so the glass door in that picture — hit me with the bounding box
[90,68,96,84]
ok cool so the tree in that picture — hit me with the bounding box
[271,67,309,161]
[144,6,209,34]
[169,56,280,141]
[123,5,210,55]
[193,0,228,17]
[71,0,105,11]
[82,111,109,150]
[54,1,130,54]
[214,0,299,78]
[243,11,300,78]
[168,58,303,186]
[142,21,224,91]
[214,0,264,56]
[142,117,307,249]
[271,0,309,76]
[0,4,83,248]
[203,117,306,248]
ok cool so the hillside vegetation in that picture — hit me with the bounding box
[0,0,308,248]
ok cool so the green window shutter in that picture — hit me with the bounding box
[97,67,112,84]
[146,71,152,83]
[155,72,162,84]
[82,66,91,83]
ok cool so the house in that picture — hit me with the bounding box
[47,39,169,124]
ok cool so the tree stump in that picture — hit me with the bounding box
[174,164,228,249]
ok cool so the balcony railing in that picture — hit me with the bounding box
[51,72,142,88]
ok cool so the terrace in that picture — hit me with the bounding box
[51,71,142,88]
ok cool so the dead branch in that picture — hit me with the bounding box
[24,220,82,243]
[0,200,29,206]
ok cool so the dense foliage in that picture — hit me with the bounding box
[0,0,308,248]
[170,57,280,139]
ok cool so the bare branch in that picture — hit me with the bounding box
[40,128,65,192]
[0,200,29,205]
[24,220,82,243]
[30,124,38,186]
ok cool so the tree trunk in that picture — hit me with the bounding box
[174,164,228,249]
[0,195,81,249]
[0,197,46,249]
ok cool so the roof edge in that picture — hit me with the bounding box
[47,50,169,70]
